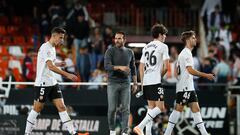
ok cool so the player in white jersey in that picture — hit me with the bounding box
[134,24,170,135]
[164,31,215,135]
[24,27,79,135]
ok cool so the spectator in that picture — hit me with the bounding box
[208,5,224,42]
[76,47,92,82]
[64,51,76,74]
[22,49,35,82]
[200,0,222,31]
[213,55,231,83]
[88,69,104,90]
[103,26,114,49]
[164,46,178,84]
[66,0,89,21]
[200,57,214,83]
[69,12,90,63]
[90,27,105,70]
[233,52,240,85]
[215,22,232,59]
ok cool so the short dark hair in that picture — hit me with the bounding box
[115,31,126,39]
[181,30,195,43]
[151,24,168,38]
[51,27,66,34]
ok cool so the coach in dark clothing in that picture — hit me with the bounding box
[104,31,137,135]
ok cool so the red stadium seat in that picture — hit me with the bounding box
[0,26,7,35]
[13,36,26,45]
[0,46,9,56]
[0,16,9,25]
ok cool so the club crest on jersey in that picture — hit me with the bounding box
[47,51,51,57]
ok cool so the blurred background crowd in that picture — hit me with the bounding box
[0,0,240,134]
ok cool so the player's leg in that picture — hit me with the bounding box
[134,100,155,135]
[52,98,77,135]
[145,105,155,135]
[50,84,76,135]
[164,92,185,135]
[164,103,183,135]
[119,82,131,135]
[189,102,208,135]
[107,82,119,135]
[134,84,163,135]
[25,86,48,135]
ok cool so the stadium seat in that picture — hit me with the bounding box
[11,16,22,25]
[0,16,9,25]
[0,46,9,56]
[8,46,24,57]
[13,36,26,45]
[0,58,9,79]
[2,36,13,45]
[12,68,23,82]
[0,26,7,35]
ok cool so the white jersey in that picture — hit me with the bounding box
[176,48,195,92]
[34,42,57,86]
[140,40,169,85]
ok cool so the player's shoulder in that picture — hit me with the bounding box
[40,42,51,50]
[180,48,192,57]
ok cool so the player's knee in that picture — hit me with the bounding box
[156,105,165,112]
[191,107,200,113]
[33,105,43,112]
[148,105,155,109]
[175,105,184,112]
[57,105,66,112]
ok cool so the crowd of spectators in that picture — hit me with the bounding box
[1,0,239,87]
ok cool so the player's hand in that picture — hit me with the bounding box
[66,73,79,81]
[205,73,215,81]
[131,83,138,94]
[55,61,66,67]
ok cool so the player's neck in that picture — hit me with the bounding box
[185,44,193,51]
[49,39,56,47]
[153,38,163,42]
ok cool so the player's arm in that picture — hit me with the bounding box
[139,62,144,86]
[54,61,66,67]
[161,59,169,78]
[161,45,170,78]
[186,66,215,80]
[46,60,78,81]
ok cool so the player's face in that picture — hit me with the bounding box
[114,33,125,47]
[189,35,197,47]
[160,34,167,42]
[54,33,65,46]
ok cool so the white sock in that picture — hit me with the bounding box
[164,110,181,135]
[25,109,39,134]
[192,112,208,135]
[146,109,153,135]
[110,130,116,135]
[59,111,76,134]
[138,107,161,129]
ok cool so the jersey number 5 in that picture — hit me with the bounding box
[145,50,157,68]
[40,88,45,95]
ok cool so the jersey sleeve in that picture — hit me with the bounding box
[163,45,170,60]
[185,53,194,67]
[140,48,145,63]
[43,47,55,63]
